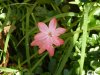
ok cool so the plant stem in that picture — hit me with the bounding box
[54,38,74,75]
[31,52,48,72]
[80,4,89,75]
[25,7,31,68]
[20,52,38,66]
[3,32,10,63]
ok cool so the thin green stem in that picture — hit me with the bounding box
[0,67,19,73]
[16,27,37,48]
[54,38,74,75]
[25,8,31,68]
[20,52,38,66]
[1,7,11,62]
[31,13,37,25]
[3,32,10,63]
[50,2,61,13]
[8,2,37,6]
[3,21,16,63]
[50,3,57,11]
[31,52,48,72]
[1,7,11,30]
[43,12,78,23]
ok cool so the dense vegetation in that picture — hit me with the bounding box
[0,0,100,75]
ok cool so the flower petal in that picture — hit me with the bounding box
[46,45,54,56]
[49,17,57,31]
[34,32,47,40]
[38,48,46,54]
[31,39,44,48]
[38,22,48,32]
[30,40,38,46]
[40,37,54,56]
[56,27,66,36]
[52,36,64,46]
[45,37,53,45]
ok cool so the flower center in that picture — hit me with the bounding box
[48,32,52,37]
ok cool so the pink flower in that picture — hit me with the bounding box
[31,18,66,56]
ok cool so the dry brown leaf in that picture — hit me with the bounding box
[3,25,16,35]
[0,32,9,67]
[4,25,11,34]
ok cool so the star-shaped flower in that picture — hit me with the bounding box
[31,18,66,56]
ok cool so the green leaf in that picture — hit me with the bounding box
[95,67,100,74]
[41,72,51,75]
[61,5,70,13]
[0,13,6,19]
[48,58,57,74]
[35,6,47,17]
[37,0,52,4]
[0,67,19,73]
[90,60,100,69]
[63,69,69,75]
[54,0,62,5]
